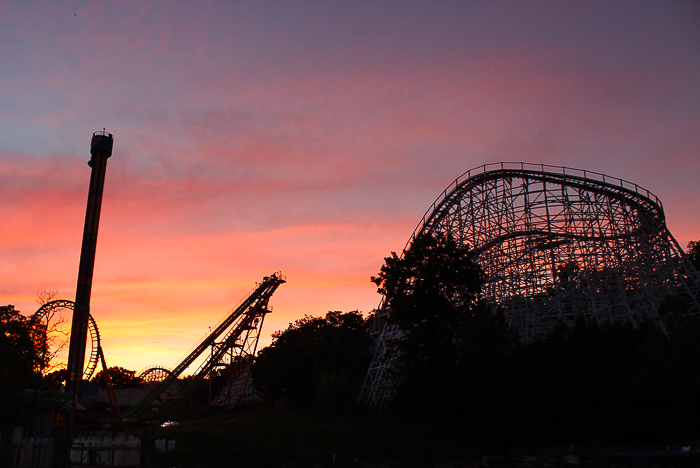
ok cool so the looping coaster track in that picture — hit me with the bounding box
[361,162,700,407]
[30,300,101,381]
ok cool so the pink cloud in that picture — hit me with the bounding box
[1,1,698,370]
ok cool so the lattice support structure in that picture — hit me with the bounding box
[359,307,401,408]
[209,358,262,407]
[208,302,268,407]
[125,272,285,422]
[360,162,700,408]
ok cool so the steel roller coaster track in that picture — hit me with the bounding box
[125,272,285,422]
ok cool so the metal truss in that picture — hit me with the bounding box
[125,272,285,421]
[357,305,401,408]
[209,357,262,407]
[361,162,700,408]
[208,309,268,407]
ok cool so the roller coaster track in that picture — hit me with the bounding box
[360,162,700,408]
[125,272,285,421]
[30,300,101,381]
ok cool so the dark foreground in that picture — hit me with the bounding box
[152,407,700,468]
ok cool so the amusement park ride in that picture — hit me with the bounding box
[124,272,285,421]
[360,162,700,407]
[27,131,286,426]
[24,133,700,419]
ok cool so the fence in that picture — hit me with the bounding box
[10,433,175,468]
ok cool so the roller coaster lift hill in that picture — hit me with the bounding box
[29,131,286,425]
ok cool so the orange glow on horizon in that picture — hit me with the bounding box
[1,2,698,373]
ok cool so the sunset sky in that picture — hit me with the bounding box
[1,1,699,373]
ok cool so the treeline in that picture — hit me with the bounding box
[392,307,700,447]
[251,233,700,448]
[3,235,699,450]
[503,308,700,445]
[251,311,372,409]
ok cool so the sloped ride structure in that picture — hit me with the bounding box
[361,162,700,407]
[125,272,285,422]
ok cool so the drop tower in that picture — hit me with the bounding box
[66,130,113,393]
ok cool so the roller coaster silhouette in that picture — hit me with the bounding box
[125,272,285,422]
[34,132,287,426]
[32,273,285,425]
[360,162,700,408]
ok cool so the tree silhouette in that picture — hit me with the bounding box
[252,311,370,407]
[1,305,41,463]
[91,366,143,389]
[372,232,516,419]
[688,240,700,271]
[31,291,70,376]
[1,304,40,390]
